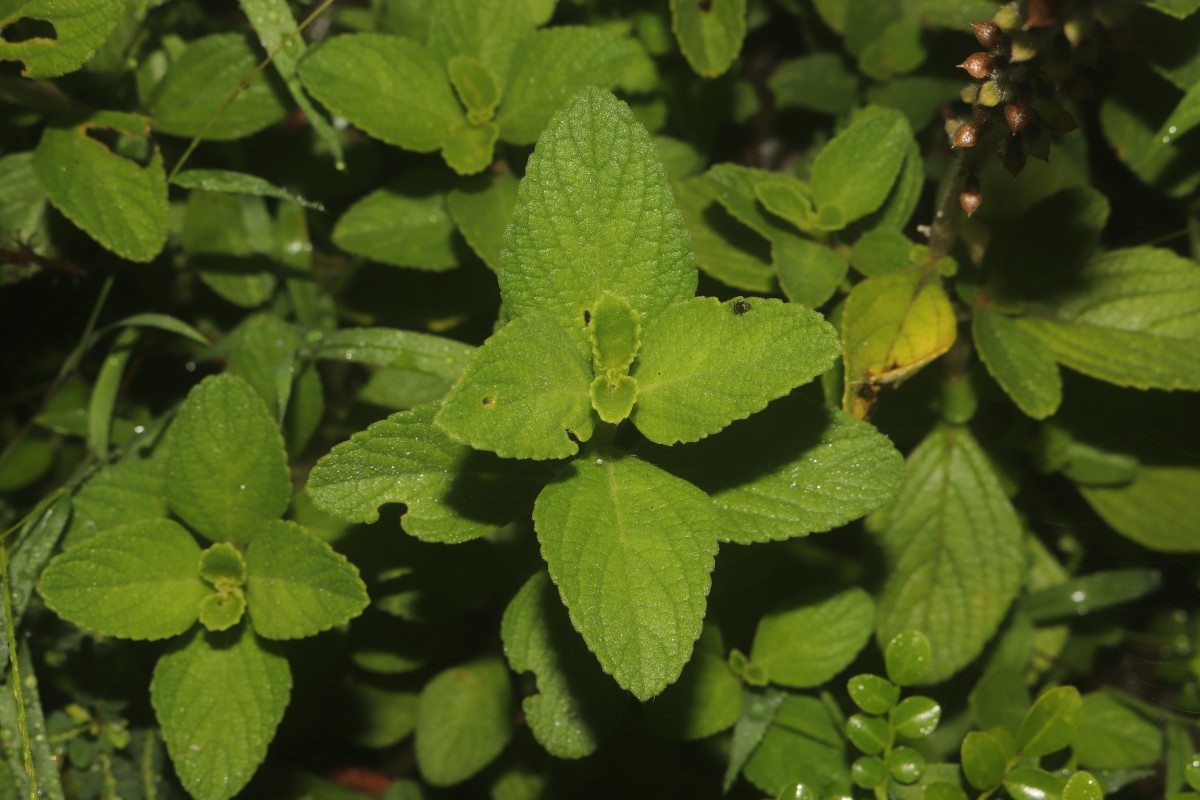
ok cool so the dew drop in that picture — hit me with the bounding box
[595,458,604,466]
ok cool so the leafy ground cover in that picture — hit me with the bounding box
[1,0,1200,798]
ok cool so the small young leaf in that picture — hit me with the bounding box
[972,309,1062,420]
[245,521,369,639]
[841,269,956,419]
[810,107,911,225]
[149,34,288,140]
[847,674,899,715]
[1016,685,1082,758]
[851,229,912,278]
[743,695,846,797]
[590,375,639,424]
[886,745,925,783]
[0,0,123,78]
[672,176,777,293]
[589,292,641,375]
[33,113,168,262]
[750,588,875,688]
[872,428,1024,683]
[1063,772,1104,800]
[165,375,291,544]
[442,120,499,174]
[435,312,595,460]
[961,730,1009,790]
[306,405,548,542]
[632,297,840,444]
[39,520,206,640]
[416,659,515,787]
[641,627,741,740]
[427,0,530,89]
[892,696,940,739]
[501,572,628,758]
[1003,767,1066,800]
[332,171,461,271]
[298,34,461,152]
[773,230,850,308]
[446,173,520,272]
[151,627,291,800]
[1073,691,1162,769]
[670,0,747,78]
[447,55,500,124]
[884,629,932,686]
[851,756,889,788]
[704,163,786,238]
[501,87,696,329]
[498,27,631,145]
[533,454,718,700]
[845,714,889,755]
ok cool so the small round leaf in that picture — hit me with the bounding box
[961,730,1009,791]
[198,590,246,632]
[200,543,246,587]
[923,783,970,800]
[885,629,932,686]
[1062,772,1103,800]
[1187,754,1200,793]
[1016,685,1082,758]
[846,713,890,755]
[892,695,941,739]
[851,756,888,789]
[848,674,900,715]
[1003,766,1065,800]
[887,746,925,784]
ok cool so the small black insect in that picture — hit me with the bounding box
[733,300,751,316]
[582,309,592,325]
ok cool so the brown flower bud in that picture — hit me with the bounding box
[953,122,981,148]
[1002,148,1027,176]
[1004,101,1032,134]
[972,21,1005,49]
[960,176,982,216]
[958,52,994,79]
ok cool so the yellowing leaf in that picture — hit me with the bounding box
[841,269,956,419]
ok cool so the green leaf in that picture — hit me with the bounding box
[631,297,840,444]
[1003,767,1066,800]
[841,270,956,419]
[427,0,531,89]
[847,674,899,715]
[670,0,746,78]
[165,375,291,543]
[857,19,925,81]
[0,0,123,78]
[641,626,741,740]
[1063,772,1104,800]
[641,395,903,544]
[311,327,475,377]
[306,405,548,542]
[892,696,940,739]
[1073,692,1162,769]
[704,163,786,238]
[884,629,932,686]
[435,312,594,460]
[33,113,167,262]
[1021,568,1162,623]
[743,695,847,797]
[446,172,519,271]
[754,174,815,233]
[1078,465,1200,552]
[672,176,776,293]
[226,313,300,420]
[590,292,641,375]
[850,229,912,278]
[172,169,323,210]
[101,312,209,346]
[501,572,628,758]
[773,231,850,308]
[533,454,718,700]
[723,686,786,791]
[846,713,889,755]
[1016,686,1082,758]
[851,756,888,788]
[244,520,368,639]
[298,33,461,152]
[0,152,48,245]
[338,685,418,749]
[750,588,874,688]
[886,745,926,784]
[497,27,632,145]
[1,495,71,670]
[1188,753,1200,792]
[442,120,499,174]
[332,170,461,271]
[415,659,515,787]
[149,33,287,140]
[871,427,1024,684]
[972,309,1062,420]
[181,191,276,308]
[810,108,911,225]
[961,730,1009,790]
[151,627,291,800]
[770,53,860,115]
[63,458,166,548]
[39,519,206,640]
[501,87,696,330]
[1014,248,1200,390]
[447,55,499,123]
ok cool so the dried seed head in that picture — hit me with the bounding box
[971,21,1005,49]
[1002,148,1027,176]
[1004,101,1032,134]
[953,122,981,148]
[960,177,983,216]
[958,52,994,79]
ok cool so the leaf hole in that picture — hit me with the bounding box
[481,395,496,408]
[82,126,154,167]
[0,17,57,44]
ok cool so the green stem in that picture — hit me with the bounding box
[1,526,37,798]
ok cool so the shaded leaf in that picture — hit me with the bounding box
[416,658,515,786]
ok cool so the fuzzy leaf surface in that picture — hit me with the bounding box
[870,426,1024,683]
[501,572,627,758]
[306,405,548,542]
[151,627,291,800]
[501,87,696,330]
[39,520,206,640]
[63,457,166,548]
[632,297,840,444]
[165,375,290,544]
[533,455,718,700]
[245,521,368,639]
[446,173,519,271]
